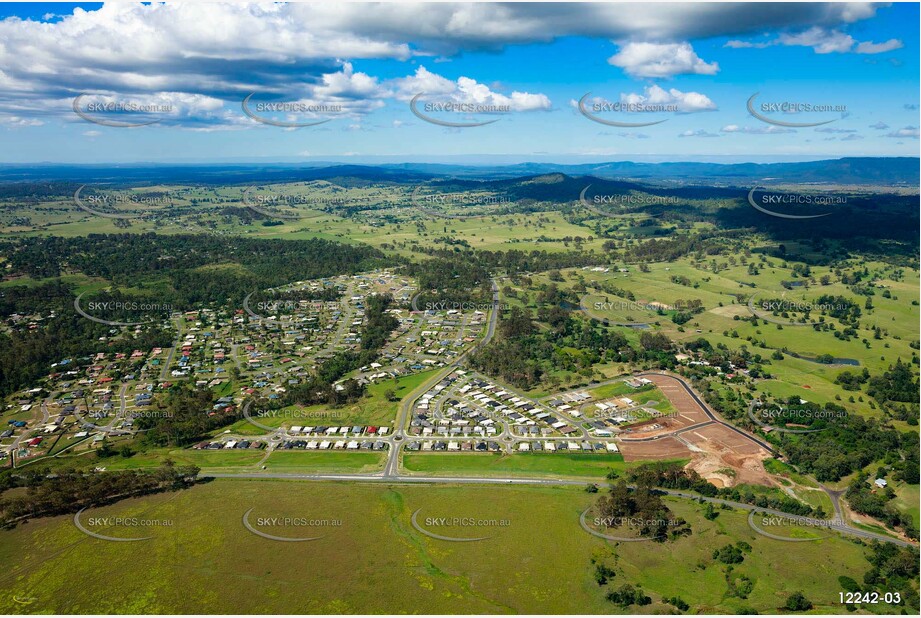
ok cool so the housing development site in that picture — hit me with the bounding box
[3,262,908,556]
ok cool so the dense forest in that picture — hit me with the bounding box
[2,233,393,306]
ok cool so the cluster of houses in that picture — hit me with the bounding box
[409,369,581,438]
[278,439,389,451]
[515,440,619,453]
[283,425,390,437]
[355,305,487,385]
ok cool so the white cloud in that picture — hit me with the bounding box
[679,129,720,138]
[608,42,718,78]
[730,27,901,56]
[390,66,551,111]
[778,27,856,53]
[0,116,44,127]
[721,124,796,134]
[855,39,904,54]
[620,84,716,112]
[0,2,893,128]
[869,121,889,130]
[724,40,772,49]
[886,126,920,139]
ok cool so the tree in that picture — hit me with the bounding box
[784,592,813,611]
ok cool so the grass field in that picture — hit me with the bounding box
[402,452,639,478]
[0,479,900,614]
[224,370,439,436]
[99,448,266,472]
[891,482,920,528]
[262,450,385,473]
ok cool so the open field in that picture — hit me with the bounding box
[540,258,920,422]
[262,451,386,474]
[0,479,895,614]
[403,452,635,478]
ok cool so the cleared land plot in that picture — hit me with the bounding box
[682,424,772,487]
[618,437,694,461]
[644,375,710,428]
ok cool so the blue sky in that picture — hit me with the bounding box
[0,2,918,163]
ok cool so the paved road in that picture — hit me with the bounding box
[384,278,500,476]
[158,315,183,381]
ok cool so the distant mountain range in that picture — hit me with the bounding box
[0,157,916,187]
[380,157,920,186]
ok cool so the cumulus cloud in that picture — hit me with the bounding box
[869,121,890,130]
[390,66,551,111]
[608,42,719,78]
[620,85,717,112]
[0,2,895,128]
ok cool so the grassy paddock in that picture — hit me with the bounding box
[0,480,893,614]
